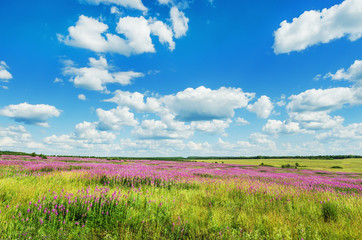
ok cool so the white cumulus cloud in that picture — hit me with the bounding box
[149,19,175,51]
[191,119,231,135]
[162,86,254,121]
[289,112,344,130]
[60,15,179,55]
[63,56,143,91]
[262,119,311,135]
[116,16,155,54]
[75,121,116,143]
[132,119,192,139]
[316,123,362,141]
[44,121,117,151]
[326,60,362,86]
[247,95,273,119]
[170,6,189,38]
[157,0,172,5]
[59,15,132,55]
[96,107,138,130]
[82,0,147,11]
[104,90,161,112]
[287,87,362,113]
[249,132,276,150]
[0,103,61,127]
[106,86,254,122]
[54,78,63,83]
[235,117,249,125]
[0,61,13,82]
[0,125,44,149]
[285,87,362,130]
[274,0,362,54]
[0,125,30,147]
[78,94,86,101]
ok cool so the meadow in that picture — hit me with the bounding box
[0,155,361,239]
[197,158,362,173]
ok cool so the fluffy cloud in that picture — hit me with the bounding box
[54,78,63,83]
[44,134,76,149]
[235,117,249,125]
[102,86,251,141]
[82,0,147,11]
[132,119,192,139]
[316,123,362,141]
[157,0,172,5]
[96,107,138,130]
[59,15,132,55]
[75,121,116,143]
[289,112,344,130]
[117,138,212,156]
[110,6,122,15]
[326,60,362,86]
[0,61,13,82]
[274,0,362,54]
[262,119,311,135]
[149,19,175,50]
[287,87,362,113]
[191,119,231,135]
[0,125,30,147]
[247,95,273,119]
[63,56,143,91]
[0,125,44,149]
[104,90,161,112]
[313,123,362,154]
[162,86,254,121]
[60,15,178,56]
[170,7,189,38]
[0,103,61,127]
[116,16,155,54]
[274,62,362,133]
[44,120,117,150]
[249,132,276,150]
[106,86,254,122]
[78,94,86,101]
[285,87,362,130]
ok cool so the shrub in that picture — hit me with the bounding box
[259,163,274,167]
[281,164,296,169]
[331,166,343,169]
[322,202,338,222]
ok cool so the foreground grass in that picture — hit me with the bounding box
[0,157,361,239]
[197,158,362,173]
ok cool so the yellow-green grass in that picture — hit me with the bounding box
[196,158,362,173]
[0,170,361,239]
[0,155,361,240]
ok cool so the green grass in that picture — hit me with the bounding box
[0,159,361,239]
[1,172,360,239]
[197,158,362,173]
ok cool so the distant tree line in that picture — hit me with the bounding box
[0,150,32,156]
[0,151,48,159]
[0,150,361,161]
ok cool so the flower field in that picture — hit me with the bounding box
[0,155,361,239]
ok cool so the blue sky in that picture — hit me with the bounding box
[0,0,361,156]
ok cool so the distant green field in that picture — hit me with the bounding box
[196,158,362,173]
